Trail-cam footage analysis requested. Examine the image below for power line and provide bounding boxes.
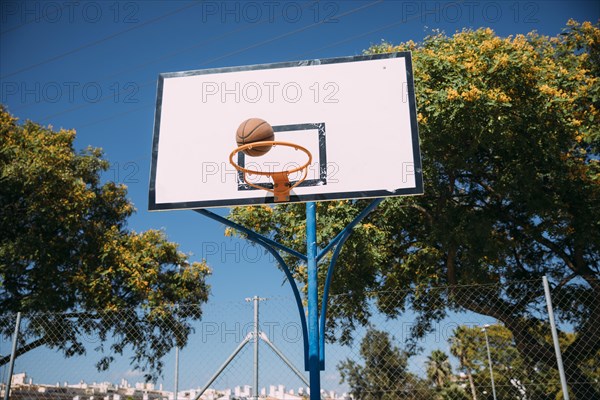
[76,102,152,130]
[196,0,383,67]
[294,18,409,59]
[38,0,384,122]
[1,2,200,79]
[100,0,319,82]
[9,1,318,115]
[8,1,315,115]
[8,17,269,115]
[294,0,466,59]
[1,2,67,35]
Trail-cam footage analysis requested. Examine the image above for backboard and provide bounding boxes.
[149,52,422,210]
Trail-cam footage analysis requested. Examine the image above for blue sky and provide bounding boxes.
[1,0,599,394]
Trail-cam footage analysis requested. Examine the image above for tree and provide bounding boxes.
[426,349,453,389]
[438,384,470,400]
[226,21,600,399]
[426,349,468,400]
[338,328,431,400]
[448,324,591,400]
[0,106,211,380]
[450,326,480,400]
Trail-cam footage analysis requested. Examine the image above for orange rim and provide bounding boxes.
[229,141,312,176]
[229,141,313,196]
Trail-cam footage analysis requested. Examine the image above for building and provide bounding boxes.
[2,373,168,400]
[3,373,350,400]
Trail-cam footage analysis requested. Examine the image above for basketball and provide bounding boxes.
[236,118,275,157]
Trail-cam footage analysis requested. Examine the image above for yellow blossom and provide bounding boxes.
[447,88,460,100]
[494,53,510,69]
[461,86,482,101]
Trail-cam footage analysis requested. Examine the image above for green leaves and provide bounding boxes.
[338,328,431,400]
[426,349,453,389]
[225,21,600,397]
[0,106,211,380]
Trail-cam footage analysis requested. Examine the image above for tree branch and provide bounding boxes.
[0,336,49,366]
[532,233,600,291]
[410,204,434,227]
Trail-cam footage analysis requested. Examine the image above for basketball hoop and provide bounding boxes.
[229,141,312,202]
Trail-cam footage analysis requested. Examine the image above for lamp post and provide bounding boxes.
[481,324,497,400]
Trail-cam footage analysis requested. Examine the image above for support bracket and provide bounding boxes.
[194,198,383,396]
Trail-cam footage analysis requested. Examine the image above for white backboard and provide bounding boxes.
[149,53,422,210]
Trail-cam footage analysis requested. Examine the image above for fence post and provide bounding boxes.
[543,276,570,400]
[174,346,179,400]
[4,312,22,400]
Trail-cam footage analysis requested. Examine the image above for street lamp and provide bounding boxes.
[481,324,497,400]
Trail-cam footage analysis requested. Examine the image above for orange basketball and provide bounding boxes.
[236,118,275,157]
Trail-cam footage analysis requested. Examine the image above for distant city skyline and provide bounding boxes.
[4,372,351,400]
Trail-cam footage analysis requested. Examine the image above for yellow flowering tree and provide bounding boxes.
[0,106,211,380]
[227,21,599,398]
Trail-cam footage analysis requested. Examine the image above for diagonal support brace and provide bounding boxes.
[195,209,309,369]
[195,209,306,261]
[318,198,383,368]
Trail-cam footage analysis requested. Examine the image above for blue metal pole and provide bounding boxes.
[318,231,350,369]
[306,202,320,400]
[195,209,307,261]
[318,199,383,367]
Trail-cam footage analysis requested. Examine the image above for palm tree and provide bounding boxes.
[450,327,479,400]
[426,349,453,389]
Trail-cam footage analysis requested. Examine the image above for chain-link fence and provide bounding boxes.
[1,278,598,400]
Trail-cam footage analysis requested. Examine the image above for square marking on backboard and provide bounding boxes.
[236,123,327,191]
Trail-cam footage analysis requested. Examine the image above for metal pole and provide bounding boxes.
[193,334,252,400]
[4,312,21,400]
[306,202,320,400]
[482,325,497,400]
[174,346,179,400]
[195,209,307,261]
[543,276,570,400]
[174,269,180,400]
[259,332,309,386]
[252,296,260,400]
[318,199,384,368]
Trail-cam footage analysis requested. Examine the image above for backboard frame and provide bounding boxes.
[149,52,423,210]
